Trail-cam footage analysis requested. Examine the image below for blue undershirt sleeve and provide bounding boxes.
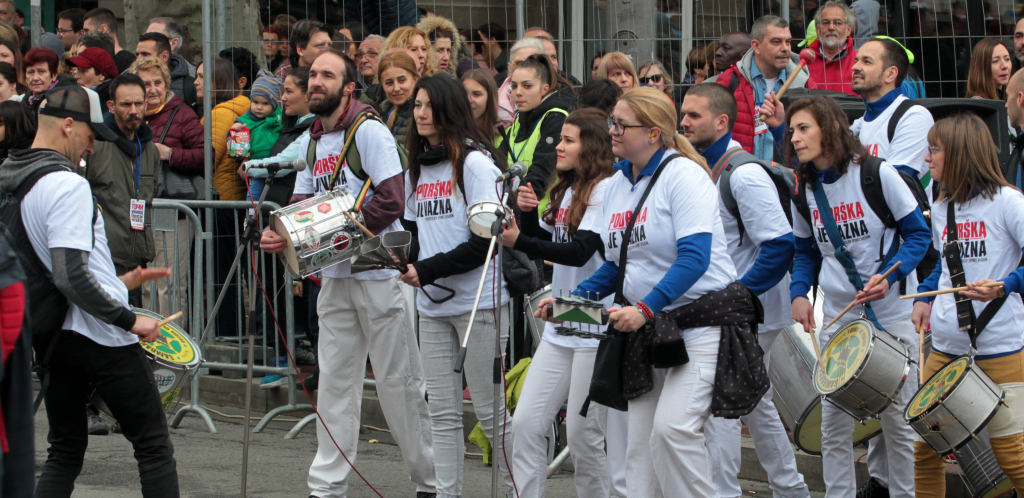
[740,233,795,295]
[790,235,821,302]
[1001,248,1024,295]
[885,207,931,287]
[915,256,943,304]
[893,165,919,179]
[640,233,712,314]
[575,259,618,299]
[770,124,787,153]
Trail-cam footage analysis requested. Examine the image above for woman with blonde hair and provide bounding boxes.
[637,59,674,100]
[383,26,437,77]
[912,113,1024,496]
[596,51,638,92]
[574,87,742,496]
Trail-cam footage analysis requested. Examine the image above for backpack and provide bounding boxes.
[306,111,409,187]
[792,155,938,292]
[714,147,796,241]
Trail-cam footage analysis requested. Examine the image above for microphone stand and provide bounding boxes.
[191,167,282,498]
[454,176,515,498]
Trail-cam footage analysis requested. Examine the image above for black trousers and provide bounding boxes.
[35,331,179,498]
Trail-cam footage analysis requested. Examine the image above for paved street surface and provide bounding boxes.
[34,403,821,497]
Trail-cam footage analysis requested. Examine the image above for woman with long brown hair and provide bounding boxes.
[375,50,420,146]
[786,96,930,497]
[460,68,504,139]
[967,37,1012,100]
[502,108,616,497]
[911,113,1024,497]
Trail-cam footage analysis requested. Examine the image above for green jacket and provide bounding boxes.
[235,108,283,160]
[380,98,414,149]
[83,116,161,272]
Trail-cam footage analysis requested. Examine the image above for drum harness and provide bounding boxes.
[942,201,1009,350]
[810,179,899,332]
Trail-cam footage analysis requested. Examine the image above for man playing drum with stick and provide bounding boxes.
[5,86,181,497]
[259,48,438,498]
[910,113,1024,496]
[787,96,931,498]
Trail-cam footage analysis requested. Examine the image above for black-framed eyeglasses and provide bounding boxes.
[608,116,646,135]
[639,74,663,85]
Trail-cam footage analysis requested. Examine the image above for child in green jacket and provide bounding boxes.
[231,70,283,203]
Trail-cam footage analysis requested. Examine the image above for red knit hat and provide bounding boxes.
[65,47,119,80]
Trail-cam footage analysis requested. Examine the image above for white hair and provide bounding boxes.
[510,37,545,58]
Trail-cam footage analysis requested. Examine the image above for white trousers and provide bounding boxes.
[705,327,810,498]
[818,318,918,498]
[142,220,193,331]
[308,277,437,497]
[419,305,515,498]
[627,326,721,498]
[606,407,628,498]
[511,341,608,498]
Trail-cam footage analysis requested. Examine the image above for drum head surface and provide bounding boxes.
[816,320,872,394]
[907,356,970,419]
[133,308,200,368]
[795,401,881,454]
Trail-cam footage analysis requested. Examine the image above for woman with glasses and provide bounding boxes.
[575,87,738,496]
[911,113,1024,496]
[637,59,674,102]
[787,96,930,497]
[501,108,616,497]
[506,53,574,217]
[397,74,515,498]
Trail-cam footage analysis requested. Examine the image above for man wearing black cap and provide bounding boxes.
[0,86,180,496]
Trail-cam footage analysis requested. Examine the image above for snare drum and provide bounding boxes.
[905,355,1004,455]
[815,318,911,421]
[950,430,1014,498]
[92,309,202,416]
[771,325,881,454]
[467,200,512,238]
[271,190,366,278]
[524,285,551,346]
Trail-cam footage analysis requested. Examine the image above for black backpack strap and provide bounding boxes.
[728,71,740,93]
[614,153,680,305]
[12,164,72,201]
[859,154,894,228]
[887,99,917,144]
[793,179,812,231]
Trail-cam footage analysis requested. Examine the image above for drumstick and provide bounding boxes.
[821,261,902,334]
[917,322,926,384]
[156,311,183,327]
[808,324,823,366]
[344,211,375,239]
[759,49,816,119]
[899,281,1004,300]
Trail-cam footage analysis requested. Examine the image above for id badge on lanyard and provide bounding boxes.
[753,105,769,136]
[130,199,145,230]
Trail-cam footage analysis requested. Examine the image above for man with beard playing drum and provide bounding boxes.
[911,113,1024,496]
[260,48,437,498]
[788,96,931,498]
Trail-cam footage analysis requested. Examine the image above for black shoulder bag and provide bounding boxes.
[580,153,679,416]
[943,201,1008,349]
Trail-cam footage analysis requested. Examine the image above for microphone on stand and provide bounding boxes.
[252,158,307,174]
[495,162,527,182]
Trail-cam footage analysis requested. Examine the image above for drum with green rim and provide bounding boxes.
[92,308,202,416]
[815,318,911,421]
[905,355,1004,455]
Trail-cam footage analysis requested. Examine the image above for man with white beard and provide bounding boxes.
[805,1,859,95]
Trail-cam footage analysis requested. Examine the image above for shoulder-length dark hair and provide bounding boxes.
[543,108,615,233]
[460,68,499,135]
[966,38,1009,100]
[406,74,505,201]
[0,100,36,157]
[572,78,621,113]
[784,96,866,184]
[512,53,575,97]
[929,113,1014,204]
[210,56,241,102]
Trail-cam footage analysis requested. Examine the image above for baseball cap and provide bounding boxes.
[65,47,119,80]
[38,86,119,142]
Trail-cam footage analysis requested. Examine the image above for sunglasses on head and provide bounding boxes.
[639,74,663,85]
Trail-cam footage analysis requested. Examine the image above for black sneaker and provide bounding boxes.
[416,493,436,498]
[87,413,110,436]
[856,477,890,498]
[295,346,317,365]
[302,371,318,391]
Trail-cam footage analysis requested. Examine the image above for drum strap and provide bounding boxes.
[324,112,373,191]
[810,181,897,332]
[944,202,1008,349]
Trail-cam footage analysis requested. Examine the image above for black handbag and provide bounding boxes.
[156,105,205,200]
[580,153,680,416]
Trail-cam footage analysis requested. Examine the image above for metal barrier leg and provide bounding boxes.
[285,413,318,439]
[170,373,217,433]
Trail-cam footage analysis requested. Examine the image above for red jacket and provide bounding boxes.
[806,38,858,95]
[145,93,205,175]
